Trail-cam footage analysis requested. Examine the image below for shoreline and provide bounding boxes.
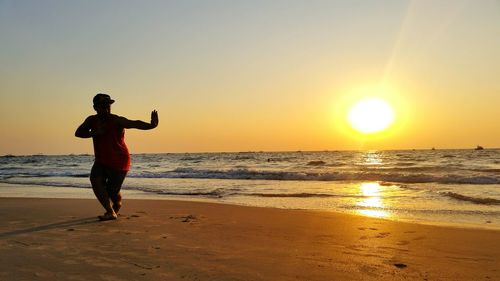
[0,197,498,280]
[1,182,498,231]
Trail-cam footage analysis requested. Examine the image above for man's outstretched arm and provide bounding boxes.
[117,110,159,130]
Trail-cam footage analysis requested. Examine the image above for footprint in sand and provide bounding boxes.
[12,240,30,247]
[126,214,141,219]
[182,215,197,222]
[397,240,410,246]
[375,232,390,238]
[413,236,426,241]
[394,263,407,269]
[169,214,198,223]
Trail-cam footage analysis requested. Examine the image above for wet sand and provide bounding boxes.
[0,197,498,280]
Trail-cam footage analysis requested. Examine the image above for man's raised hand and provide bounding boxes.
[151,110,159,128]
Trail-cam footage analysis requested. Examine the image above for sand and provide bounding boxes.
[0,197,498,281]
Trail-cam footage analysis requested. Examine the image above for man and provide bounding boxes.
[75,93,159,220]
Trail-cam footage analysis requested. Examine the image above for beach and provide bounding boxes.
[2,0,499,279]
[0,197,498,281]
[2,150,499,229]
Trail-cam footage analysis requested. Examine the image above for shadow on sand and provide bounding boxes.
[0,217,100,238]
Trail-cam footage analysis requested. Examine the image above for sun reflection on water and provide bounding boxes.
[363,151,383,165]
[356,182,390,218]
[358,209,389,218]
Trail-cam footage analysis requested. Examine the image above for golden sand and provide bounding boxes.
[0,197,498,280]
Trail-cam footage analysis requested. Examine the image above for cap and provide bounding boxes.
[93,93,115,105]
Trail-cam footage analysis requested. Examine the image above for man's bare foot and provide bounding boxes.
[98,212,117,221]
[112,202,122,215]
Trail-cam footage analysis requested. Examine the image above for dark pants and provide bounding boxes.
[90,162,127,197]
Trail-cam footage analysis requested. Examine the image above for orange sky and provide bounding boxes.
[1,1,499,155]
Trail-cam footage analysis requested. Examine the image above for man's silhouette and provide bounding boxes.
[75,93,159,220]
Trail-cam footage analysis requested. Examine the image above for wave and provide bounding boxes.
[0,179,90,189]
[471,168,500,173]
[266,157,295,162]
[343,205,500,215]
[72,174,90,178]
[247,192,336,198]
[155,189,227,198]
[0,170,89,178]
[0,154,16,158]
[179,156,206,161]
[307,160,326,166]
[232,155,256,160]
[3,167,499,185]
[442,192,500,205]
[442,154,456,158]
[395,162,416,166]
[141,168,499,184]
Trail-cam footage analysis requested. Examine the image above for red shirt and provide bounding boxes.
[90,114,131,171]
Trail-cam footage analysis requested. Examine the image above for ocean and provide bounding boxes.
[1,149,499,229]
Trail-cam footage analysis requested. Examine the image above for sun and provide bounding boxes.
[348,97,395,134]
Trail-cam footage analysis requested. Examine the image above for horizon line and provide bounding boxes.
[2,147,499,157]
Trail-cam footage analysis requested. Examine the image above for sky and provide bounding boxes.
[1,0,499,154]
